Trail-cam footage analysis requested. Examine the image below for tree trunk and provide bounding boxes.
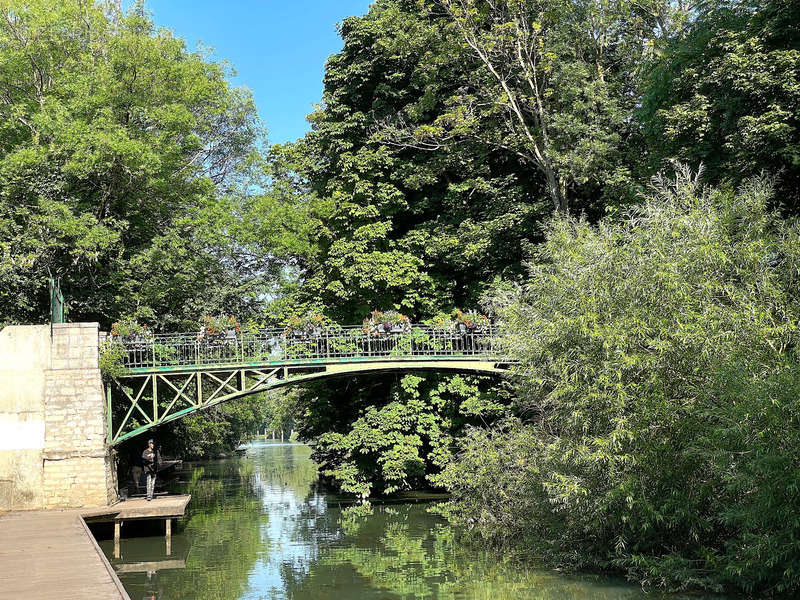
[545,165,568,213]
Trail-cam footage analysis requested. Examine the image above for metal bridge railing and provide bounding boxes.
[115,324,500,370]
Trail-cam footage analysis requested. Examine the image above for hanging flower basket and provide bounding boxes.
[199,315,240,344]
[453,310,489,335]
[285,313,326,339]
[110,319,153,345]
[362,310,411,337]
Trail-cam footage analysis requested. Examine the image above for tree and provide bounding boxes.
[381,0,664,212]
[0,0,265,327]
[261,0,543,492]
[279,0,550,321]
[310,373,509,497]
[437,170,800,594]
[641,0,800,210]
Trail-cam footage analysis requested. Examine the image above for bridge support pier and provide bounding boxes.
[0,323,117,510]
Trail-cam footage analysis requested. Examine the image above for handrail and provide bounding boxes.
[112,324,500,370]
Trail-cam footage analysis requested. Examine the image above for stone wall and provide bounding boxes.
[42,323,116,508]
[0,323,116,510]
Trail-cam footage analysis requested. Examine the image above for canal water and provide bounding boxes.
[99,441,704,600]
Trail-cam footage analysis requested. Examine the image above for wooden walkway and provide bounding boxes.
[0,495,191,600]
[0,510,130,600]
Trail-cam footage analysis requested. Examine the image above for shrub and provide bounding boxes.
[99,340,128,379]
[438,172,800,595]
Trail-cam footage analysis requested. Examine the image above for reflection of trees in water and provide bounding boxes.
[113,445,661,600]
[155,458,269,600]
[252,443,318,501]
[286,504,654,600]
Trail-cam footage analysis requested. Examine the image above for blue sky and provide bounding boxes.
[145,1,374,144]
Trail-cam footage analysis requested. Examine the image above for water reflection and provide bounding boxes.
[99,441,698,600]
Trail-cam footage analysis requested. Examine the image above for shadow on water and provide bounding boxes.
[96,441,724,600]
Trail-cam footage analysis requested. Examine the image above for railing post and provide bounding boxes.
[152,373,158,422]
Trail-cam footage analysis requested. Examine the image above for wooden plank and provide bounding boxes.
[81,494,191,523]
[0,511,131,600]
[116,559,186,573]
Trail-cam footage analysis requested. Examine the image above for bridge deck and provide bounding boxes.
[0,510,130,600]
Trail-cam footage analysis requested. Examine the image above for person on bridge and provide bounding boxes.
[142,439,159,501]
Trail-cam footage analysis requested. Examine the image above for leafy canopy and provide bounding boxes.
[0,0,264,327]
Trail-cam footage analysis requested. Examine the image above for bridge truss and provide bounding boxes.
[107,325,509,445]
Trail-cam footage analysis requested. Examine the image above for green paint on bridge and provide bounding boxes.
[107,325,509,446]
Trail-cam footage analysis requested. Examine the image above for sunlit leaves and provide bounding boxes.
[440,172,800,594]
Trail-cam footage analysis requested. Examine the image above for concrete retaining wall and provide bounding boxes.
[0,323,116,510]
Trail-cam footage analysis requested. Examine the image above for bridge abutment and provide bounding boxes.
[0,323,116,510]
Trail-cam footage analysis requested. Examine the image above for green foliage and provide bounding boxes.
[438,172,800,594]
[310,373,509,497]
[424,0,658,211]
[0,0,266,328]
[98,340,127,379]
[275,0,550,321]
[641,0,800,209]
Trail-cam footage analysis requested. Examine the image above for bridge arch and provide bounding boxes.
[107,325,509,445]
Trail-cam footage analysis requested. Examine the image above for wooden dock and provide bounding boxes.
[81,494,192,523]
[0,495,191,600]
[0,510,131,600]
[82,494,191,557]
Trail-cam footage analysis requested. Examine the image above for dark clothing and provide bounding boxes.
[142,446,158,500]
[142,447,158,476]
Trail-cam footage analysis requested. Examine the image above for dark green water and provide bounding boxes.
[99,441,702,600]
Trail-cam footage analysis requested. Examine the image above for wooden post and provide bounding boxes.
[165,519,172,556]
[114,520,121,559]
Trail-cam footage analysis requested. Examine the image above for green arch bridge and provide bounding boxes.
[107,324,510,445]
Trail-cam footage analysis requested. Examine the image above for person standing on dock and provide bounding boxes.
[142,439,159,501]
